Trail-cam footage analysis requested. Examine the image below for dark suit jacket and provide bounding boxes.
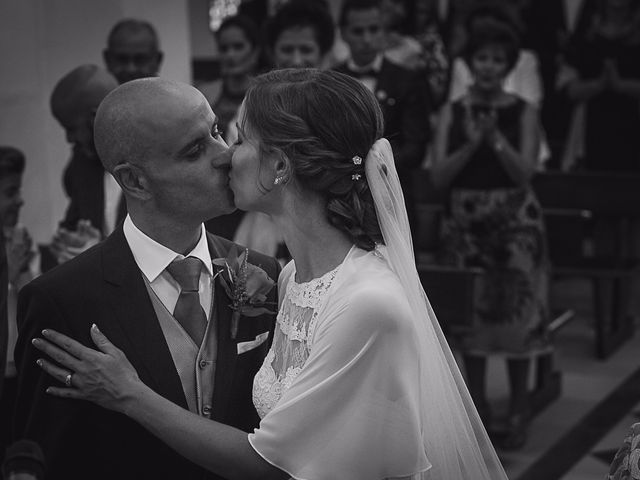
[60,147,126,234]
[334,58,430,234]
[13,226,280,480]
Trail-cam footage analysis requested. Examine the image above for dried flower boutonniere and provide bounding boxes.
[213,246,277,339]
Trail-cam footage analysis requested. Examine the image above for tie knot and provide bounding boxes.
[166,257,203,292]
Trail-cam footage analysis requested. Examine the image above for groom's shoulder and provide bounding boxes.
[28,239,107,294]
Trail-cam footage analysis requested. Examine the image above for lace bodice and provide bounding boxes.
[253,264,339,419]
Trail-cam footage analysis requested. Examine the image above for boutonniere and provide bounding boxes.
[213,246,277,339]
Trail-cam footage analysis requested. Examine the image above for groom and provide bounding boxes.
[13,79,280,479]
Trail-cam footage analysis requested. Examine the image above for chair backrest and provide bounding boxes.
[532,172,640,216]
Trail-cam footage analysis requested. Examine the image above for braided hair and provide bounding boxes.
[243,68,385,250]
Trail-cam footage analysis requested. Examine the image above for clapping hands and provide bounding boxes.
[465,106,498,146]
[50,220,101,264]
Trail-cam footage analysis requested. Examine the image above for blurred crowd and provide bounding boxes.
[2,0,640,473]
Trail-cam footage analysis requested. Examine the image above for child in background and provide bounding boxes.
[0,146,38,457]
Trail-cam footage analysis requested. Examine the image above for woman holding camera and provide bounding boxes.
[431,18,549,450]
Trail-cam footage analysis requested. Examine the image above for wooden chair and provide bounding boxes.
[532,171,640,359]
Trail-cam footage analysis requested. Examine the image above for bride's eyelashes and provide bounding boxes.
[211,124,223,140]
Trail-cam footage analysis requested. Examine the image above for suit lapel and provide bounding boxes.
[206,234,238,421]
[101,228,188,409]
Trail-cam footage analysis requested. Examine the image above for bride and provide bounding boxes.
[33,69,507,479]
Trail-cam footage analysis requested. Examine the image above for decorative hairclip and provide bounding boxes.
[351,173,362,181]
[352,155,362,165]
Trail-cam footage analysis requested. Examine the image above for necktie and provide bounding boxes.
[166,257,207,345]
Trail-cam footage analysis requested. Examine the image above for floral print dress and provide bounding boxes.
[439,97,550,356]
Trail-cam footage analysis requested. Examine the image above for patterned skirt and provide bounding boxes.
[439,187,550,356]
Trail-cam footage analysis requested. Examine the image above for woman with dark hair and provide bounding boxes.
[32,69,507,479]
[199,14,261,146]
[561,0,640,172]
[432,19,549,450]
[199,14,261,241]
[265,0,335,69]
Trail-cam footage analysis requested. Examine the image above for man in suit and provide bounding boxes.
[13,78,280,479]
[334,0,430,237]
[103,18,163,86]
[47,65,123,269]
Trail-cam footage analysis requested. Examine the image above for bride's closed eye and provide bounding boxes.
[211,124,224,140]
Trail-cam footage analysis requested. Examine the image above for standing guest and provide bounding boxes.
[431,19,549,450]
[0,147,37,460]
[103,19,163,85]
[13,78,280,480]
[200,15,261,242]
[47,65,121,268]
[234,0,336,263]
[32,68,507,480]
[265,0,335,69]
[380,0,424,70]
[334,0,431,238]
[561,0,640,172]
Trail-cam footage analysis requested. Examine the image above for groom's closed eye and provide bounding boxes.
[182,125,225,159]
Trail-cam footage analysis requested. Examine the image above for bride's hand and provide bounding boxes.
[32,324,144,414]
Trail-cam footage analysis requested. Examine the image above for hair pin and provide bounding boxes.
[351,173,362,181]
[352,155,362,165]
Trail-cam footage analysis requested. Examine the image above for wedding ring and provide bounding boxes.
[64,373,73,387]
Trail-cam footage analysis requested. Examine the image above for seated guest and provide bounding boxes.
[103,18,163,85]
[0,146,38,459]
[431,19,549,450]
[334,0,431,238]
[199,15,261,241]
[48,65,121,267]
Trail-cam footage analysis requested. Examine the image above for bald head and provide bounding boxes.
[94,78,208,172]
[50,65,118,128]
[104,19,163,84]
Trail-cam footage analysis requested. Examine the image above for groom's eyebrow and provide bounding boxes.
[177,115,219,156]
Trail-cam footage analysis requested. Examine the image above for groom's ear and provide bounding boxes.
[112,162,152,201]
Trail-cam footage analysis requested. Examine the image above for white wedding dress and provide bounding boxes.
[249,139,507,480]
[251,246,429,479]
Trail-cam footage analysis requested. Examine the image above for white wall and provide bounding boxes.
[0,0,190,244]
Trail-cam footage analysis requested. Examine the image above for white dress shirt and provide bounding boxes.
[122,216,213,319]
[103,172,123,236]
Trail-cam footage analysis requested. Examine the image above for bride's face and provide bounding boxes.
[229,102,277,212]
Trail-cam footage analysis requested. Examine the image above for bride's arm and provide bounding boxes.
[32,326,288,480]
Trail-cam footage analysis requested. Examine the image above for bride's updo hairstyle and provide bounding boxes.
[242,68,385,250]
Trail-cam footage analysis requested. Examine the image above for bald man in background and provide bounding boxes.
[46,65,122,268]
[13,78,279,480]
[104,18,163,85]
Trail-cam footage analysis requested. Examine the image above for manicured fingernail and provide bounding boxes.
[36,359,42,367]
[45,388,51,394]
[91,324,100,333]
[41,329,48,336]
[32,338,38,346]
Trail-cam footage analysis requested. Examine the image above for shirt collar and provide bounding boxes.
[347,54,383,74]
[123,215,213,283]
